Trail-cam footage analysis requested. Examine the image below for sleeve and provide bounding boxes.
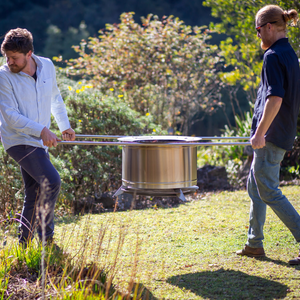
[264,53,285,99]
[0,73,44,137]
[49,62,71,132]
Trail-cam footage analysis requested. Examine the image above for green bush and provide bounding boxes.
[66,12,223,134]
[0,147,23,219]
[197,111,252,186]
[50,79,166,207]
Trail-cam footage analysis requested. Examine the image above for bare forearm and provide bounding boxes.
[251,96,282,149]
[256,96,282,136]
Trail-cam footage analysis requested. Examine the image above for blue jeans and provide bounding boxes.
[7,145,61,244]
[246,142,300,248]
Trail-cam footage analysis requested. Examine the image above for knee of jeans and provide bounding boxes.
[44,173,61,190]
[51,175,61,190]
[247,173,256,195]
[256,185,281,204]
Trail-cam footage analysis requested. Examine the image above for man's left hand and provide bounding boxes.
[62,128,76,141]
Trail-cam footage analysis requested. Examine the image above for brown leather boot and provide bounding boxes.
[288,252,300,265]
[236,245,265,257]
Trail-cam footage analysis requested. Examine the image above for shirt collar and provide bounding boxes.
[31,53,43,75]
[266,37,289,52]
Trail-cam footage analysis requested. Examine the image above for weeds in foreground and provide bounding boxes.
[0,224,144,299]
[0,209,144,299]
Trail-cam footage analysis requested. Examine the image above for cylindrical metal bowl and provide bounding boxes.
[118,136,201,189]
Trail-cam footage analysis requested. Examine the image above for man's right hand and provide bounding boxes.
[250,134,266,149]
[40,126,61,147]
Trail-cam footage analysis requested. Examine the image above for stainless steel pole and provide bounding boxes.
[75,134,250,140]
[75,134,124,139]
[58,141,251,146]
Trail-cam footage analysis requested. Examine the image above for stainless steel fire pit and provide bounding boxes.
[113,136,201,201]
[118,135,200,190]
[59,135,250,201]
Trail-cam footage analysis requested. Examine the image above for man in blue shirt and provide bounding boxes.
[0,28,75,246]
[236,5,300,264]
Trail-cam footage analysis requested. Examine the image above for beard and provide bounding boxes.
[8,57,27,73]
[261,41,269,50]
[260,38,273,51]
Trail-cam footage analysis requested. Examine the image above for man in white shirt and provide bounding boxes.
[0,28,75,246]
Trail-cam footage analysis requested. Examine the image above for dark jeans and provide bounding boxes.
[7,145,61,243]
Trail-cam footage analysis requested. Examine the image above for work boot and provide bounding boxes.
[288,251,300,265]
[236,245,265,257]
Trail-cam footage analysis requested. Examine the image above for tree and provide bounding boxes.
[66,13,223,134]
[44,22,90,60]
[204,0,300,104]
[203,0,300,180]
[0,0,216,57]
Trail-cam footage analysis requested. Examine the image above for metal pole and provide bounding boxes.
[75,134,250,140]
[75,134,124,139]
[200,136,250,140]
[58,141,251,146]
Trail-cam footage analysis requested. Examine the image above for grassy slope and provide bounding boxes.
[54,186,300,299]
[3,186,300,299]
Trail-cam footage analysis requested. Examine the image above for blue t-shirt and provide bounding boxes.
[251,38,300,151]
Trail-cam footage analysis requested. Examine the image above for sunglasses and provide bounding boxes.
[256,21,277,33]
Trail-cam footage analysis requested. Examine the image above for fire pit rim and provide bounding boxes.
[118,135,202,143]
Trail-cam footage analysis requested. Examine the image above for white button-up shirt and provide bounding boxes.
[0,54,70,151]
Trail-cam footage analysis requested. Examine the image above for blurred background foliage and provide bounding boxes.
[0,0,249,136]
[66,13,223,135]
[1,1,299,136]
[0,0,214,59]
[0,0,300,212]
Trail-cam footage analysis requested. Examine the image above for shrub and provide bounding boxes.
[50,79,166,207]
[66,12,223,134]
[198,109,300,186]
[197,111,252,187]
[0,147,23,220]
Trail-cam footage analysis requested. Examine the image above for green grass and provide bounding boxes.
[2,186,300,299]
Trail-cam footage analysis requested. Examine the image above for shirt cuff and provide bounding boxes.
[31,123,46,138]
[57,120,71,133]
[266,85,285,99]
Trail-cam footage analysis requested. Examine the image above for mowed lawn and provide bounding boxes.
[3,186,300,299]
[52,185,300,299]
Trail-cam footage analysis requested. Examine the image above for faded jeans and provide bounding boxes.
[246,142,300,248]
[7,145,61,244]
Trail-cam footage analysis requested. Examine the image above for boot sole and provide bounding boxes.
[288,258,300,265]
[236,251,265,258]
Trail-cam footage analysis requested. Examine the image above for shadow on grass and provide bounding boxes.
[131,283,159,300]
[258,255,300,269]
[242,255,300,271]
[167,268,288,299]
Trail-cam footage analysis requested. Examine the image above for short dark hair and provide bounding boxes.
[1,28,34,55]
